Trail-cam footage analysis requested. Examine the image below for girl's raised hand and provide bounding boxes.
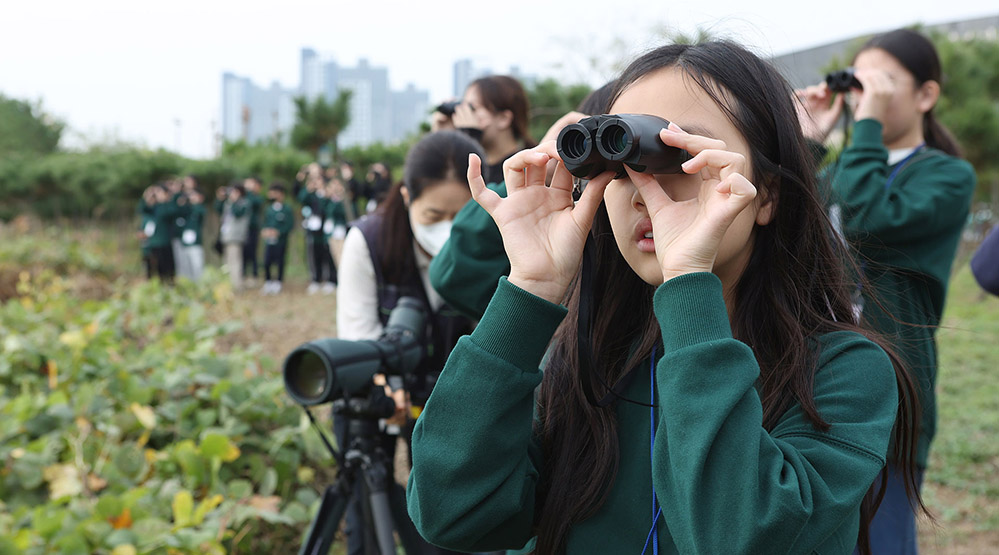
[794,83,844,142]
[468,141,612,303]
[851,68,896,123]
[628,123,759,282]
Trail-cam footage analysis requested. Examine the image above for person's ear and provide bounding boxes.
[755,186,777,226]
[917,80,940,114]
[496,109,514,131]
[400,186,411,208]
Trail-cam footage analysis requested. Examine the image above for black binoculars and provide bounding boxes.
[436,100,461,117]
[825,68,863,93]
[555,114,691,179]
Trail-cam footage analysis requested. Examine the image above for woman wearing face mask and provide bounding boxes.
[437,75,536,186]
[335,130,479,555]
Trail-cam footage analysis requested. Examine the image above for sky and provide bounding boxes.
[1,0,996,159]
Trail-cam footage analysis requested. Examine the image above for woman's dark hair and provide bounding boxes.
[577,80,617,115]
[468,75,537,148]
[857,28,961,156]
[376,130,483,284]
[533,41,923,554]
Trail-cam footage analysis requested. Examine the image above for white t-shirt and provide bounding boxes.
[336,226,444,340]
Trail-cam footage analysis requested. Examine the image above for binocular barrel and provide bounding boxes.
[825,68,863,93]
[556,114,691,179]
[436,100,461,117]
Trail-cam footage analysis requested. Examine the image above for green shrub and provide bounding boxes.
[0,144,311,222]
[0,264,331,553]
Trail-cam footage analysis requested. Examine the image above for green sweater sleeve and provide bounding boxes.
[429,182,509,320]
[279,206,294,236]
[230,199,248,218]
[651,272,897,553]
[407,277,566,552]
[831,118,976,245]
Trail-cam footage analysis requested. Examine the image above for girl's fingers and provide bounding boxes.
[680,149,748,180]
[713,173,758,225]
[549,160,575,193]
[659,123,727,155]
[626,167,672,211]
[503,148,552,191]
[468,154,502,213]
[571,171,612,229]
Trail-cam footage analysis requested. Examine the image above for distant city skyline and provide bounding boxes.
[3,1,995,159]
[222,51,539,150]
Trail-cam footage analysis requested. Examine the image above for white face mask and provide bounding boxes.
[411,220,452,257]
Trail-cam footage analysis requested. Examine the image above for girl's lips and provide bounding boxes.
[634,219,656,253]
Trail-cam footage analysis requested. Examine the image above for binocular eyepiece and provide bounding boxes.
[825,68,863,93]
[556,114,691,179]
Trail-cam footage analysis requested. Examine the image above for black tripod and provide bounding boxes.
[299,394,399,555]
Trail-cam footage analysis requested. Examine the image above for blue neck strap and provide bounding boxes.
[885,143,925,190]
[641,347,663,555]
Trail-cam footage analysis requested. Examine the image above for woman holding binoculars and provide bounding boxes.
[798,28,975,554]
[407,39,924,554]
[433,75,536,186]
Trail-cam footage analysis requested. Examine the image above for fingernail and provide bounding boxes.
[668,122,684,132]
[661,127,674,135]
[681,160,693,171]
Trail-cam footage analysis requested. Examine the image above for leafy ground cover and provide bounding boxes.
[0,224,335,554]
[2,220,997,553]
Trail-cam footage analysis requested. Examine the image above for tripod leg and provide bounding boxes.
[360,460,398,555]
[299,483,352,555]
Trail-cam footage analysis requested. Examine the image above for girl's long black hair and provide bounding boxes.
[532,41,923,555]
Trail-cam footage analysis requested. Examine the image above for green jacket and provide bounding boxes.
[169,192,188,240]
[262,201,294,244]
[408,274,897,554]
[138,199,173,249]
[323,198,348,240]
[824,118,976,467]
[246,191,264,231]
[181,204,205,247]
[429,182,508,320]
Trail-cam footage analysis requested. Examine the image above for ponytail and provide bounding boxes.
[923,111,962,157]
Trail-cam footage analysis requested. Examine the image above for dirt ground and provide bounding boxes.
[226,278,999,554]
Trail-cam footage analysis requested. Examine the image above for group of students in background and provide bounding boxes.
[136,161,393,295]
[134,34,998,553]
[138,176,206,282]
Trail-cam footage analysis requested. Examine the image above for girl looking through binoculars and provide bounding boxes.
[797,28,975,554]
[407,41,924,554]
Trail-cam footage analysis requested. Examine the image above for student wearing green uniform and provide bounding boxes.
[323,178,349,267]
[796,29,975,554]
[407,42,925,555]
[261,183,294,294]
[139,184,176,281]
[180,189,206,282]
[243,177,265,283]
[137,186,158,279]
[429,82,618,320]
